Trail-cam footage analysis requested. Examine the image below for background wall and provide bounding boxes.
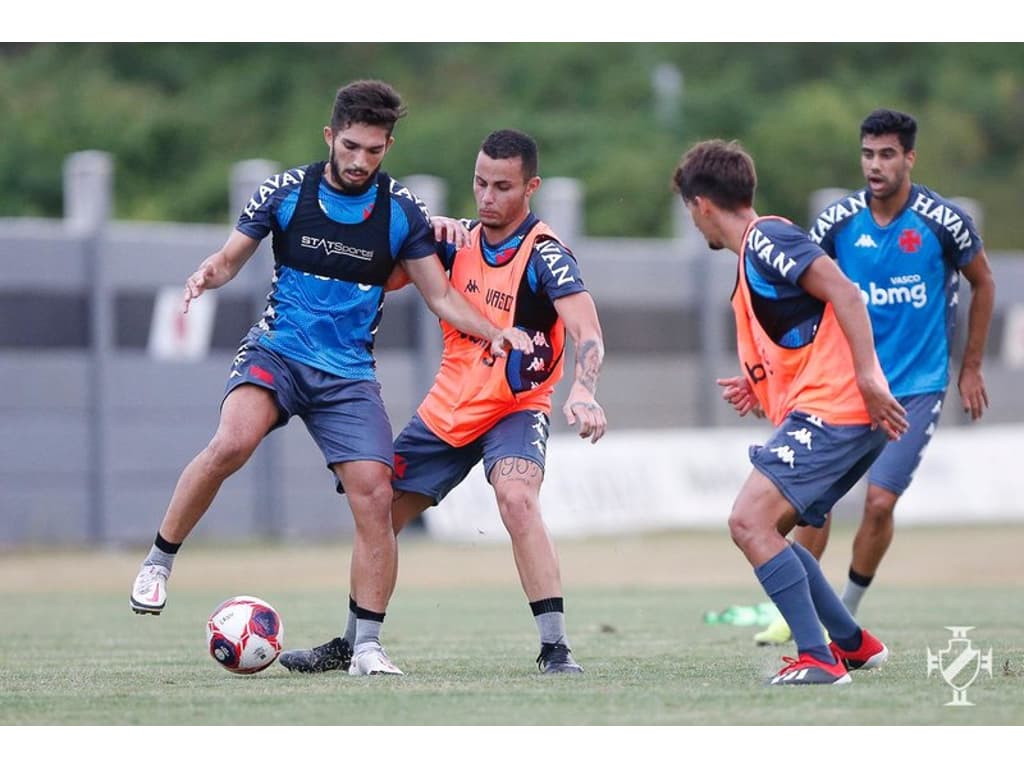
[2,43,1022,548]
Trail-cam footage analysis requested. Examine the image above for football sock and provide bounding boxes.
[754,546,831,664]
[354,605,386,648]
[143,532,180,571]
[791,543,860,647]
[530,597,568,646]
[841,568,873,617]
[344,595,358,646]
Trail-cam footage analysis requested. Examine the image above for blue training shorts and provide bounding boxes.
[223,331,394,490]
[393,410,551,505]
[867,391,945,496]
[749,410,889,528]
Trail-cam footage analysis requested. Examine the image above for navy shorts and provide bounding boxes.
[224,331,394,489]
[749,411,889,528]
[393,410,550,505]
[867,391,944,495]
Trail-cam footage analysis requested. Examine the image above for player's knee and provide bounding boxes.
[203,433,258,477]
[496,488,539,536]
[350,482,394,522]
[863,491,897,526]
[727,509,759,550]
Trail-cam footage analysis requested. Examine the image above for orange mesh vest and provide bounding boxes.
[418,221,566,447]
[732,216,877,426]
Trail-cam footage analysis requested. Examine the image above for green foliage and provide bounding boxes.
[1,42,1021,248]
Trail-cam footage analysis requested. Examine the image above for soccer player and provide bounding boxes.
[128,81,532,677]
[754,108,995,646]
[673,138,908,685]
[279,128,607,675]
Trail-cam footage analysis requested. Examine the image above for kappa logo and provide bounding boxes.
[771,445,797,468]
[854,234,878,248]
[465,279,479,293]
[787,428,814,450]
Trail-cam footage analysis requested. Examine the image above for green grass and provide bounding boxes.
[3,582,1022,726]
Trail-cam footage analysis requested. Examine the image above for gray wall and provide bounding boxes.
[2,152,1021,547]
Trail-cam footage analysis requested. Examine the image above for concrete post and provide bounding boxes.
[230,159,281,539]
[404,174,448,401]
[65,151,113,544]
[808,187,852,225]
[534,177,583,244]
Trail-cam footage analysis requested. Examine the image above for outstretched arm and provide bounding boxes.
[385,217,470,294]
[554,291,607,443]
[182,229,261,314]
[958,249,995,420]
[402,254,533,358]
[799,256,908,439]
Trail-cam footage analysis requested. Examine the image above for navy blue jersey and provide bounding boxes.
[741,217,828,349]
[809,184,983,396]
[234,166,435,380]
[439,212,587,303]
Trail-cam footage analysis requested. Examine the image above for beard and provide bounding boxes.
[328,147,374,194]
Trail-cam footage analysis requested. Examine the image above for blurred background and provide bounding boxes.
[2,42,1022,549]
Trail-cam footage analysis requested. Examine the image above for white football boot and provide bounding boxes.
[129,564,170,615]
[348,641,404,676]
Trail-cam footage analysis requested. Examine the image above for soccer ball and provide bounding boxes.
[205,595,284,674]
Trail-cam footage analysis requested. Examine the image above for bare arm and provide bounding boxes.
[402,255,533,357]
[957,249,996,420]
[554,291,607,443]
[384,217,470,294]
[799,256,908,439]
[183,229,261,314]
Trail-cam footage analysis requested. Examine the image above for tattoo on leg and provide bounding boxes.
[495,457,541,482]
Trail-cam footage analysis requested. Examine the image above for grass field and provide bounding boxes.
[2,524,1022,737]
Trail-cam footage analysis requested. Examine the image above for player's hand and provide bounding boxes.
[563,384,607,444]
[488,327,534,358]
[857,375,908,440]
[716,375,761,417]
[430,216,471,249]
[957,364,989,421]
[182,263,216,314]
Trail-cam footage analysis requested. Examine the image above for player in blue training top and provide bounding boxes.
[753,108,995,647]
[129,80,531,677]
[279,128,607,676]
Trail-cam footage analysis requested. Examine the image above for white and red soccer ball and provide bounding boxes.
[205,596,284,674]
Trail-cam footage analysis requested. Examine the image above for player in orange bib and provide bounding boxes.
[672,139,908,685]
[281,129,607,675]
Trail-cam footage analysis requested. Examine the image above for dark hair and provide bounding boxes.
[671,139,756,211]
[860,108,917,152]
[480,129,539,180]
[330,80,407,135]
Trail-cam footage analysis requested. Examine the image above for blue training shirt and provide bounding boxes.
[235,166,436,380]
[742,217,829,350]
[809,184,983,396]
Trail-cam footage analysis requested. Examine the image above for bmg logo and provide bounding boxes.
[926,626,993,706]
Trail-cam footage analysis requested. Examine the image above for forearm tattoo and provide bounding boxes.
[575,339,604,395]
